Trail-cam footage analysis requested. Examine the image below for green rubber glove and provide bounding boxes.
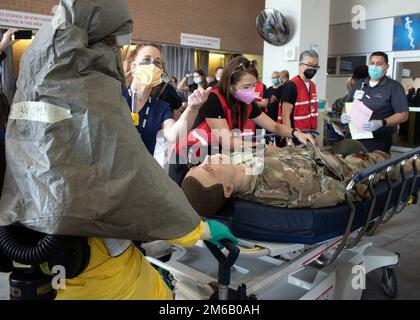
[206,220,238,249]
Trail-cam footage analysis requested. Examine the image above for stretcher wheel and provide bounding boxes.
[381,267,399,299]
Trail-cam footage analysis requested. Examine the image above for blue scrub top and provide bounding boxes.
[123,86,173,155]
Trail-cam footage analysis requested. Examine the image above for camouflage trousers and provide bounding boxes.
[237,145,390,209]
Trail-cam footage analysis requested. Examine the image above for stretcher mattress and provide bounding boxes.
[217,176,419,245]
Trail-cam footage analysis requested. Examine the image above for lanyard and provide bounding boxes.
[130,89,152,129]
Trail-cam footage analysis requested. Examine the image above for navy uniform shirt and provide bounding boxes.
[123,86,173,155]
[346,76,408,136]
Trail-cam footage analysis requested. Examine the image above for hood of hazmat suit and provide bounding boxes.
[0,0,201,241]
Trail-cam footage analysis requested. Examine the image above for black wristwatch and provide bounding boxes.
[382,119,387,128]
[291,129,298,139]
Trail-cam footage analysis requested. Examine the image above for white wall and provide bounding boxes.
[263,0,330,99]
[330,0,420,25]
[326,0,420,105]
[329,18,394,56]
[300,0,331,99]
[326,77,349,107]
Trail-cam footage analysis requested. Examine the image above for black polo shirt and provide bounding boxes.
[209,80,218,88]
[150,82,183,111]
[346,76,408,136]
[266,85,283,121]
[191,92,262,129]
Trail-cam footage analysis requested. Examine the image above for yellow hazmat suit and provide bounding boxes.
[57,221,207,300]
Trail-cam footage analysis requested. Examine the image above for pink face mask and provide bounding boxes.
[234,87,256,104]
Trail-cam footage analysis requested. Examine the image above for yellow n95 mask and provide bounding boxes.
[134,64,162,88]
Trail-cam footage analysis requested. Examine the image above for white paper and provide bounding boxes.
[348,99,373,131]
[345,102,373,140]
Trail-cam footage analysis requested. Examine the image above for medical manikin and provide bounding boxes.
[0,0,235,300]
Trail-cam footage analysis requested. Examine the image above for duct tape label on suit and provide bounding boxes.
[10,101,73,124]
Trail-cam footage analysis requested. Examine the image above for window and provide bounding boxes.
[339,56,367,75]
[327,56,367,77]
[327,57,337,75]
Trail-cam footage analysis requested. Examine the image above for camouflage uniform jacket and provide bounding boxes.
[234,145,390,208]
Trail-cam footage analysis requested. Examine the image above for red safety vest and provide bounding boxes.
[254,81,267,113]
[278,76,318,130]
[175,88,256,158]
[254,82,264,102]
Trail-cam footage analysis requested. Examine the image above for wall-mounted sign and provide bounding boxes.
[393,14,420,51]
[180,33,221,50]
[0,9,52,30]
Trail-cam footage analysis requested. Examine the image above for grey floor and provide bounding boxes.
[0,201,419,300]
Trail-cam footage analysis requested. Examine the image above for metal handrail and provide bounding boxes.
[382,154,419,223]
[395,154,419,214]
[351,147,420,183]
[314,182,357,266]
[314,148,420,265]
[346,174,377,249]
[367,167,394,235]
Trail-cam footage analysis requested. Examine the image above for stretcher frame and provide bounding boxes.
[148,147,420,300]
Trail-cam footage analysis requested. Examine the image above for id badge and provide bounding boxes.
[354,90,365,100]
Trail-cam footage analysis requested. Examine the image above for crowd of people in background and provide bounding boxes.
[407,86,420,108]
[1,28,413,158]
[0,26,414,158]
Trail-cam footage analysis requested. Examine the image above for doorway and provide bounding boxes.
[393,57,420,150]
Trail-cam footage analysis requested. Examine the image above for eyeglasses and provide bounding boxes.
[135,58,162,69]
[301,63,320,70]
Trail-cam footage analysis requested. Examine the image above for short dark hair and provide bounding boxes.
[280,70,290,80]
[352,65,369,80]
[216,67,224,72]
[181,176,228,218]
[370,51,389,64]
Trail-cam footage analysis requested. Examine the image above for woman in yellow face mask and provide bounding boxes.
[122,44,211,156]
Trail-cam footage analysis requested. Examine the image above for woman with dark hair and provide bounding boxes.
[177,69,209,94]
[169,56,316,185]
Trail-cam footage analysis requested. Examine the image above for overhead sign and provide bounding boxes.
[0,9,52,30]
[180,33,221,50]
[393,14,420,51]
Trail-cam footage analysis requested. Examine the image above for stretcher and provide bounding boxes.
[147,147,420,300]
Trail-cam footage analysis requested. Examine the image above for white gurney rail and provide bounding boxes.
[147,147,419,300]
